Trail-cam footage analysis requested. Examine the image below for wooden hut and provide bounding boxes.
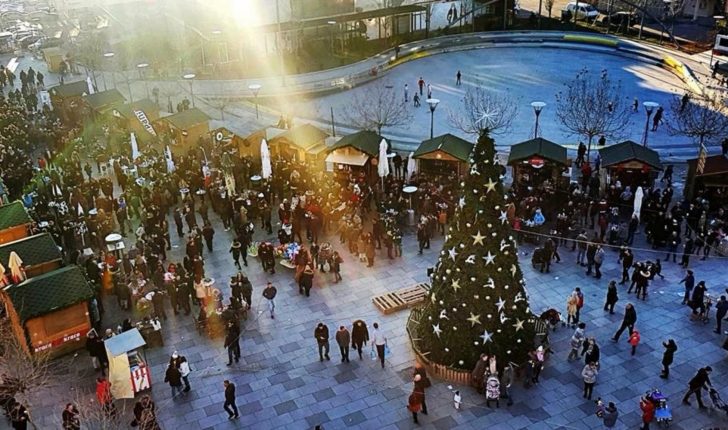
[599,141,662,189]
[0,233,62,279]
[507,137,569,190]
[42,47,67,73]
[111,99,161,146]
[685,154,728,205]
[154,108,211,156]
[0,201,32,245]
[83,89,126,119]
[268,123,330,163]
[413,134,472,176]
[1,265,95,356]
[49,80,90,124]
[210,121,261,161]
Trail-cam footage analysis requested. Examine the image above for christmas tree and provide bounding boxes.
[414,131,535,370]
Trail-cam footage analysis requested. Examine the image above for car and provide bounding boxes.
[563,2,600,21]
[17,34,41,48]
[600,11,640,28]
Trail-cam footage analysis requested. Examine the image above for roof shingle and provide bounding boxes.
[0,233,61,269]
[599,140,662,170]
[507,137,567,165]
[328,130,386,157]
[84,89,126,110]
[49,80,89,98]
[4,266,94,322]
[414,134,473,162]
[0,201,32,231]
[158,108,211,130]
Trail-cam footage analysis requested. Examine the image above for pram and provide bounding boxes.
[539,309,561,332]
[645,389,672,427]
[709,387,728,416]
[531,247,546,269]
[690,295,712,324]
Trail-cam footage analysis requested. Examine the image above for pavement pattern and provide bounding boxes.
[23,190,728,430]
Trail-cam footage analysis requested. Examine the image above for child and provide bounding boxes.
[453,390,462,410]
[568,323,586,361]
[628,329,641,356]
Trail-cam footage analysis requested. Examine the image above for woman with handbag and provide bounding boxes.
[299,264,315,297]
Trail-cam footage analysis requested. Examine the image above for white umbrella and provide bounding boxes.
[8,251,24,283]
[633,186,644,221]
[165,146,176,173]
[406,151,417,182]
[130,132,140,160]
[261,139,272,179]
[77,202,84,217]
[86,76,95,95]
[378,139,389,188]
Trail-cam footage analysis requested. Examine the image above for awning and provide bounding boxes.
[104,328,146,357]
[325,151,369,166]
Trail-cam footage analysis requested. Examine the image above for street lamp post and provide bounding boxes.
[249,83,262,120]
[427,98,440,140]
[183,73,196,108]
[137,63,150,100]
[642,101,659,147]
[531,101,546,139]
[103,52,116,90]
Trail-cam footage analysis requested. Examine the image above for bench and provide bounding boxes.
[373,283,430,314]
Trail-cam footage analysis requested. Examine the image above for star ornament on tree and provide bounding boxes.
[448,247,459,262]
[432,323,443,338]
[479,329,493,343]
[513,318,525,332]
[451,279,461,291]
[472,231,485,246]
[483,251,495,265]
[467,313,482,327]
[484,177,497,194]
[458,197,466,209]
[499,210,508,225]
[496,297,506,312]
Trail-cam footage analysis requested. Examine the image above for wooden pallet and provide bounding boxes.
[373,283,431,314]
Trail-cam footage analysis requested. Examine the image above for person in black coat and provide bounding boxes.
[618,248,633,284]
[603,280,618,314]
[314,322,330,361]
[299,265,314,297]
[690,281,707,315]
[164,363,183,398]
[581,338,600,365]
[679,270,695,305]
[612,303,636,341]
[660,339,677,378]
[224,323,241,365]
[682,366,712,408]
[351,320,369,360]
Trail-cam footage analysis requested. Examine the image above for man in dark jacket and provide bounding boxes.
[315,322,330,361]
[618,247,633,284]
[679,270,695,305]
[224,323,241,365]
[417,224,427,255]
[351,320,369,360]
[335,326,351,363]
[164,363,183,398]
[85,331,108,374]
[611,303,636,341]
[682,366,712,408]
[202,222,215,252]
[223,380,239,419]
[714,296,728,334]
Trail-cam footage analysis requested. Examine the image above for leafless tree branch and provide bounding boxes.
[448,87,519,137]
[342,81,413,135]
[667,92,728,147]
[554,68,632,154]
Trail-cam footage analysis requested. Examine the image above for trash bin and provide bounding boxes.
[406,209,416,226]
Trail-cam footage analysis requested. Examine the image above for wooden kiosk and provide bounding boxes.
[0,201,32,245]
[154,108,211,156]
[105,328,151,399]
[598,141,662,189]
[268,124,330,163]
[324,130,385,181]
[413,134,472,176]
[685,154,728,205]
[507,138,569,190]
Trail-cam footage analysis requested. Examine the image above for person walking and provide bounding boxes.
[581,361,598,400]
[574,287,584,323]
[299,264,314,297]
[371,322,387,368]
[351,319,369,359]
[619,248,633,284]
[714,295,728,334]
[315,322,331,361]
[568,323,586,361]
[223,380,239,420]
[575,230,588,265]
[224,322,241,365]
[600,402,618,428]
[612,303,636,342]
[651,106,663,131]
[604,280,618,314]
[229,241,242,270]
[592,246,605,279]
[660,339,677,378]
[263,282,277,319]
[628,329,641,356]
[61,403,80,430]
[164,362,184,399]
[566,291,578,328]
[179,355,192,392]
[335,325,350,363]
[407,391,424,424]
[682,366,712,408]
[403,84,409,103]
[679,269,694,305]
[640,395,655,430]
[413,363,431,413]
[456,70,462,85]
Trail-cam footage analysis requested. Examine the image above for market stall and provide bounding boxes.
[111,99,161,146]
[105,328,151,399]
[324,130,385,181]
[269,123,330,164]
[413,134,472,176]
[211,121,262,161]
[507,137,569,192]
[0,201,32,245]
[0,233,62,280]
[599,140,662,190]
[49,80,91,125]
[154,108,211,156]
[0,265,95,356]
[685,154,728,206]
[82,89,126,119]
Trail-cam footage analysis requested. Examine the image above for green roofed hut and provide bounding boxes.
[154,108,211,156]
[0,201,32,245]
[83,89,127,118]
[507,138,569,192]
[1,265,95,356]
[325,130,389,182]
[414,134,472,176]
[598,140,662,189]
[0,233,62,280]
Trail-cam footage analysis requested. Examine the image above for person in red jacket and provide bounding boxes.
[639,396,655,430]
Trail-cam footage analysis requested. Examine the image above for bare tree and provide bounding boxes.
[0,324,52,428]
[667,92,728,149]
[72,389,130,430]
[206,97,234,120]
[448,87,519,137]
[342,82,413,135]
[554,68,632,157]
[545,0,555,17]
